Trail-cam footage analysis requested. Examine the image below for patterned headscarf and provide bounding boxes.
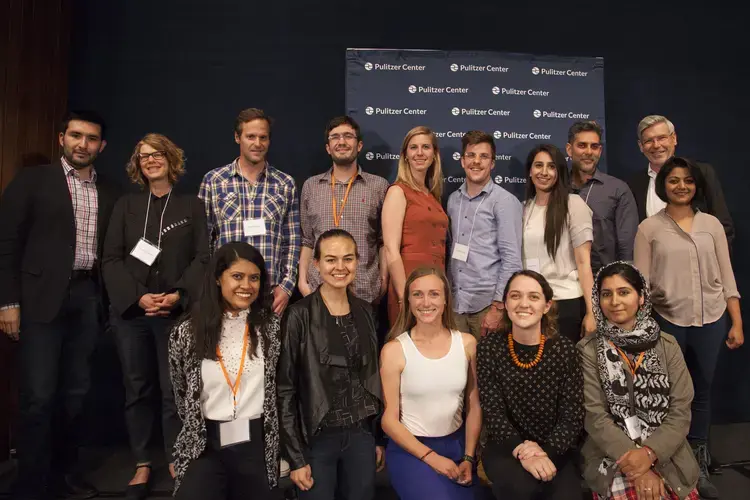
[592,261,670,475]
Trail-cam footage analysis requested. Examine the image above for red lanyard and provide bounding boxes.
[216,324,249,414]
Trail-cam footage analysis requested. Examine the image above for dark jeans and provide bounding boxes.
[482,442,581,500]
[176,418,282,500]
[298,425,377,500]
[654,312,727,443]
[112,314,179,464]
[14,276,101,498]
[555,296,586,344]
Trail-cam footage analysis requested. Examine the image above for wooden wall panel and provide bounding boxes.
[0,0,72,461]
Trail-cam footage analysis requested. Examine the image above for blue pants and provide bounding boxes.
[655,312,727,443]
[386,428,476,500]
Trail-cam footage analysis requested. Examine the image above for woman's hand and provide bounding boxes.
[520,455,557,482]
[617,448,654,480]
[582,313,596,337]
[290,465,314,491]
[457,460,472,485]
[423,453,460,481]
[727,323,744,349]
[513,441,547,461]
[634,469,666,500]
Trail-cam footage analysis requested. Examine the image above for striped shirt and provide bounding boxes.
[61,156,99,270]
[300,167,388,303]
[198,160,300,295]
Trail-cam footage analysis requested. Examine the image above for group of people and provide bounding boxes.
[0,107,742,500]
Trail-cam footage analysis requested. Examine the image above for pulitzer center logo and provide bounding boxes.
[450,63,458,72]
[493,131,502,139]
[533,109,542,118]
[494,175,503,184]
[365,152,374,160]
[532,67,540,75]
[451,107,460,116]
[364,62,373,71]
[408,85,417,94]
[452,152,461,161]
[365,106,374,115]
[492,86,500,95]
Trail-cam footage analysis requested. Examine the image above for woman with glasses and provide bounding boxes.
[382,126,448,326]
[102,133,209,498]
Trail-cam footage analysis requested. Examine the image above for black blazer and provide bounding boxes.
[101,191,210,319]
[0,161,119,322]
[277,289,383,470]
[626,159,735,246]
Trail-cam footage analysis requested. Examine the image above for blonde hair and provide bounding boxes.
[125,133,186,188]
[387,265,457,341]
[637,115,675,141]
[395,126,443,201]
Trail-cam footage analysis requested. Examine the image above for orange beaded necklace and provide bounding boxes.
[508,333,546,369]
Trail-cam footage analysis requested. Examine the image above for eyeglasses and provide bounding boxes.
[138,151,166,161]
[464,152,493,162]
[328,133,358,143]
[641,133,674,148]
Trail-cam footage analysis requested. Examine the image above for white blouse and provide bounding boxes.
[201,309,265,421]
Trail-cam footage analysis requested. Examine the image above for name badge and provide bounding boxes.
[624,415,642,441]
[219,419,251,447]
[130,238,161,266]
[243,218,267,236]
[525,258,541,273]
[452,243,469,262]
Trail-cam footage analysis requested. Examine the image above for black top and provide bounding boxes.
[320,313,380,428]
[0,161,119,322]
[476,332,584,463]
[101,190,210,319]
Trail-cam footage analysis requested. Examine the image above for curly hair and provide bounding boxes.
[125,133,186,188]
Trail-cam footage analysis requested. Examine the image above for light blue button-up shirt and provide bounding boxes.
[447,179,523,314]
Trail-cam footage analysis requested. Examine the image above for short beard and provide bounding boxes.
[63,148,97,169]
[572,158,597,175]
[331,152,357,167]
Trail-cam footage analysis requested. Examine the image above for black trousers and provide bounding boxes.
[555,296,586,344]
[176,418,282,500]
[483,442,581,500]
[112,314,179,464]
[14,276,101,498]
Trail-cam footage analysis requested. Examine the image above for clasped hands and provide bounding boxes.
[513,441,557,482]
[139,292,180,316]
[617,448,665,500]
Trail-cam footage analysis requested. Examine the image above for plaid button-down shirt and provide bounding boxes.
[199,160,300,295]
[300,168,388,303]
[61,156,99,270]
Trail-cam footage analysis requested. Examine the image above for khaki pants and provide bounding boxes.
[454,305,491,340]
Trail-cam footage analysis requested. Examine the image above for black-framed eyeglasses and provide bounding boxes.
[138,151,166,161]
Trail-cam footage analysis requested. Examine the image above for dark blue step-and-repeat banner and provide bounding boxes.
[346,48,606,201]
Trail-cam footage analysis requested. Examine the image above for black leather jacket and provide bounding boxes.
[277,289,383,469]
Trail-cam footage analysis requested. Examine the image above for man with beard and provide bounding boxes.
[298,116,389,305]
[199,107,300,317]
[0,110,119,499]
[566,121,638,273]
[627,114,734,248]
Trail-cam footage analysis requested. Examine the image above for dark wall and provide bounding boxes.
[68,1,750,422]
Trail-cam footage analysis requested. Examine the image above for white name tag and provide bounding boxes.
[525,258,541,273]
[243,218,267,236]
[452,243,469,262]
[130,238,161,266]
[219,419,251,447]
[624,415,642,441]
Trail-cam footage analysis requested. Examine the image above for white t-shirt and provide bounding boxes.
[522,194,593,300]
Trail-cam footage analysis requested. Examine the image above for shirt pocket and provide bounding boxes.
[263,192,287,225]
[218,192,240,221]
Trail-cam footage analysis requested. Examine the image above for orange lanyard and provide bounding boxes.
[610,342,645,377]
[331,172,356,227]
[216,323,249,416]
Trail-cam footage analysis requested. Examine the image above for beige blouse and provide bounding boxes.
[634,209,739,327]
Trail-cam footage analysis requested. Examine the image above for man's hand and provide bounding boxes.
[375,446,385,472]
[481,303,504,337]
[139,293,165,315]
[0,306,21,340]
[290,465,314,491]
[617,448,654,480]
[272,286,291,316]
[150,292,180,316]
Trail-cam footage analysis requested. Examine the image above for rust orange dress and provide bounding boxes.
[387,182,448,326]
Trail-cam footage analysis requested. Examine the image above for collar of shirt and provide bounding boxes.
[571,168,604,191]
[647,164,658,179]
[231,158,268,181]
[60,155,97,182]
[458,178,493,199]
[319,166,364,183]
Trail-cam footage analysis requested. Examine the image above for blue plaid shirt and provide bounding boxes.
[198,160,300,295]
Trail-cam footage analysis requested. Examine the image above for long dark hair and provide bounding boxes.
[524,144,571,258]
[191,242,272,360]
[497,270,559,340]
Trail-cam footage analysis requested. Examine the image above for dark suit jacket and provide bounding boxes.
[626,160,734,246]
[0,161,119,322]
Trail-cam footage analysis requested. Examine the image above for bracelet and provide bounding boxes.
[643,446,655,463]
[462,454,475,464]
[420,449,434,461]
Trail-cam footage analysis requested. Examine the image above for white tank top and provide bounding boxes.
[397,330,467,437]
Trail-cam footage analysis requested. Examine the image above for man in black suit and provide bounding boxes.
[627,114,734,247]
[0,111,119,499]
